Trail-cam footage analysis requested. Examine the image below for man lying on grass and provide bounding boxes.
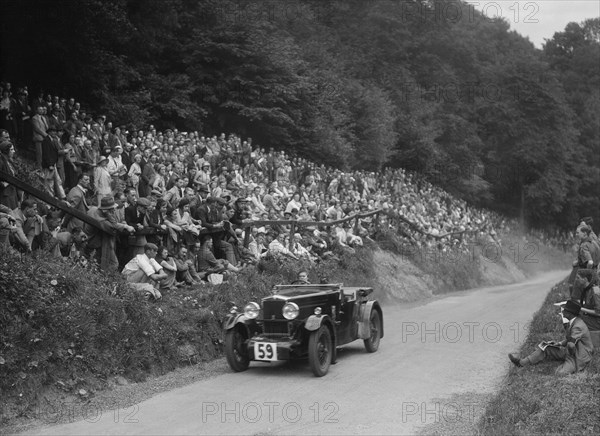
[508,300,594,375]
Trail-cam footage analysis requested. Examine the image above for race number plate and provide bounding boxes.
[254,342,278,361]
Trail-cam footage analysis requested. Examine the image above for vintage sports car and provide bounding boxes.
[223,283,383,376]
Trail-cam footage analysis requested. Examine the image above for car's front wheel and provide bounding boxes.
[363,310,381,352]
[308,325,332,377]
[225,328,250,372]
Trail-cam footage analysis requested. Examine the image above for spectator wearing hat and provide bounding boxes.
[93,154,112,205]
[194,161,211,187]
[41,125,66,199]
[127,153,143,196]
[509,300,593,375]
[83,195,120,270]
[121,243,167,299]
[0,140,20,209]
[229,196,252,227]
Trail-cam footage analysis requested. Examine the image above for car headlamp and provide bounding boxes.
[282,302,300,320]
[244,302,260,319]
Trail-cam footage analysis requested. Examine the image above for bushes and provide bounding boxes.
[0,250,181,418]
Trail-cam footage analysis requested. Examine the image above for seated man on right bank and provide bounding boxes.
[572,269,600,331]
[508,300,594,375]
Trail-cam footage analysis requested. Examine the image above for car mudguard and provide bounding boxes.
[357,300,384,339]
[223,313,261,337]
[304,315,337,364]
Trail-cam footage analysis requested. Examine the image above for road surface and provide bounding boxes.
[30,270,567,435]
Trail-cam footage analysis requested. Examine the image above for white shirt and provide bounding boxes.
[122,253,162,277]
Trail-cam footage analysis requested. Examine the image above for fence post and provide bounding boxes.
[243,225,251,248]
[289,221,296,252]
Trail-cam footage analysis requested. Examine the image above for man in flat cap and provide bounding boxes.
[508,300,594,375]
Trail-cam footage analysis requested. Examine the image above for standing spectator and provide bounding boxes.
[31,105,48,167]
[12,92,30,148]
[47,107,63,132]
[128,153,143,196]
[125,197,151,256]
[41,126,66,199]
[93,155,112,205]
[0,140,20,209]
[64,173,91,231]
[140,154,157,197]
[0,89,15,137]
[83,196,120,271]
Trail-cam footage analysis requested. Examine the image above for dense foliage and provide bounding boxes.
[1,0,598,228]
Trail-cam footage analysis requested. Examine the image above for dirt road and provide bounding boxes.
[30,270,567,435]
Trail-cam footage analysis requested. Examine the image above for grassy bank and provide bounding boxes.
[0,245,378,427]
[479,279,600,435]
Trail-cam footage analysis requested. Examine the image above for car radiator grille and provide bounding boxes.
[262,320,290,337]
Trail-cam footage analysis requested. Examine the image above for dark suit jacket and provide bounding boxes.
[41,135,60,168]
[125,205,145,227]
[196,204,223,231]
[567,317,594,368]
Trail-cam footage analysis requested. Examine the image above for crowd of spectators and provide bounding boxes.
[0,82,576,296]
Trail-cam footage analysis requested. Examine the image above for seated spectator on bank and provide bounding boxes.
[266,232,299,260]
[155,245,179,291]
[121,243,167,299]
[11,199,46,252]
[574,270,600,331]
[197,234,240,277]
[174,245,204,284]
[53,226,88,260]
[0,203,16,248]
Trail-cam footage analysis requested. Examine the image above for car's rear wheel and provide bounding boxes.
[363,310,381,353]
[225,328,249,372]
[308,325,332,377]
